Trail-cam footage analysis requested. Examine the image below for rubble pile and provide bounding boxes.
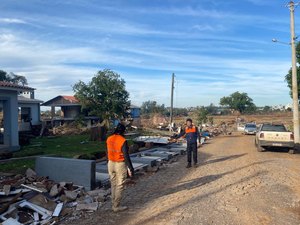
[51,123,89,136]
[0,169,110,225]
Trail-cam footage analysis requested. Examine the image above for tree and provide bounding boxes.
[0,70,28,85]
[0,70,9,81]
[141,100,165,115]
[195,107,209,125]
[220,91,256,114]
[9,73,28,86]
[73,69,130,121]
[285,41,300,100]
[205,103,218,114]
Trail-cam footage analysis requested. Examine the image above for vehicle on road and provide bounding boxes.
[244,123,257,135]
[255,123,294,153]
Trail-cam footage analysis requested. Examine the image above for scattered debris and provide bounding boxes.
[0,168,110,225]
[134,136,170,145]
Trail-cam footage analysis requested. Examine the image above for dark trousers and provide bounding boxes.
[187,142,197,164]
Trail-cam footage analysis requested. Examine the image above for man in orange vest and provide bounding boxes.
[106,123,134,212]
[175,118,200,168]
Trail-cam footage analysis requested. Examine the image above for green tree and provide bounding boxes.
[285,41,300,100]
[195,107,209,125]
[9,73,28,86]
[0,70,9,81]
[205,103,218,114]
[73,69,130,121]
[209,116,214,125]
[141,100,166,115]
[0,70,28,85]
[220,91,256,114]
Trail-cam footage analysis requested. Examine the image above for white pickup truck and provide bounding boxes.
[255,123,294,152]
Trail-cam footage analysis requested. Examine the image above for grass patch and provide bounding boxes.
[15,134,106,158]
[1,134,107,174]
[1,134,137,174]
[0,159,35,174]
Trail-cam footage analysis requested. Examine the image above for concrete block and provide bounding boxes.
[96,162,148,173]
[130,156,162,167]
[149,148,180,156]
[35,157,96,191]
[95,172,110,187]
[96,162,148,187]
[96,163,108,173]
[132,162,148,171]
[161,149,182,156]
[142,151,172,160]
[167,145,187,154]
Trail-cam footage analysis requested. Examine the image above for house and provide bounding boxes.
[42,95,99,127]
[128,105,141,126]
[18,92,43,132]
[129,105,141,118]
[0,81,37,152]
[42,95,81,119]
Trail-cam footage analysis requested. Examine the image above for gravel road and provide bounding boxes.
[67,134,300,225]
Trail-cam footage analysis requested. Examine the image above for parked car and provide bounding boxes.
[237,123,245,132]
[244,123,257,135]
[255,123,294,153]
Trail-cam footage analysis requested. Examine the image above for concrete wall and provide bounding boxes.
[18,103,41,125]
[35,157,96,191]
[61,105,81,118]
[0,90,20,152]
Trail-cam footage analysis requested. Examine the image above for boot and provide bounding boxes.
[112,206,128,212]
[186,163,191,168]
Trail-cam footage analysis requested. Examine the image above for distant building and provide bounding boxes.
[18,95,43,132]
[128,105,141,126]
[129,104,141,119]
[42,95,99,127]
[42,95,81,119]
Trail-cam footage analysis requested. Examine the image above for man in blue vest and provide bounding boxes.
[175,118,201,168]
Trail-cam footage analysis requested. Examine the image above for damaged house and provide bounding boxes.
[0,82,42,152]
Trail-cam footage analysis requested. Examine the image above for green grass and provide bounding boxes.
[1,134,107,174]
[0,159,35,174]
[17,134,106,158]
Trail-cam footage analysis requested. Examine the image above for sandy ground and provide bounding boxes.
[63,134,300,225]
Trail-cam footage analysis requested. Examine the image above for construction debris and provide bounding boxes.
[0,168,110,225]
[133,136,170,145]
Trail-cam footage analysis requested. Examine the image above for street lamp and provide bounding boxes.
[271,1,300,153]
[289,1,300,150]
[272,38,291,45]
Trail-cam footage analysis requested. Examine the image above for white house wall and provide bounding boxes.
[19,103,41,125]
[0,89,20,151]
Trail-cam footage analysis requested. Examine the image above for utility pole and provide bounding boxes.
[288,1,300,145]
[170,73,175,132]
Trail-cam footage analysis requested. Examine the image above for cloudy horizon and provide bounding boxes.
[0,0,297,107]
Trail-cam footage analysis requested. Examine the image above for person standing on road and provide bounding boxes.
[106,123,134,212]
[175,118,201,168]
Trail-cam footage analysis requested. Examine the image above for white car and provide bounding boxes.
[255,123,294,152]
[244,123,257,135]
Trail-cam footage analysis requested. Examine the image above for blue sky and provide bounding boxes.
[0,0,297,107]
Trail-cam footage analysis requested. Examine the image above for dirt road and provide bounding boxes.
[70,134,300,225]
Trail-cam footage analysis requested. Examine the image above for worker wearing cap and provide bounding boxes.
[106,123,134,212]
[175,118,201,168]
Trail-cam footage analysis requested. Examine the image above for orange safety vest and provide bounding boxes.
[185,126,196,134]
[106,134,126,162]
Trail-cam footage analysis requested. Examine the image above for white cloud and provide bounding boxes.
[192,24,226,32]
[0,1,294,107]
[0,30,291,107]
[0,18,27,24]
